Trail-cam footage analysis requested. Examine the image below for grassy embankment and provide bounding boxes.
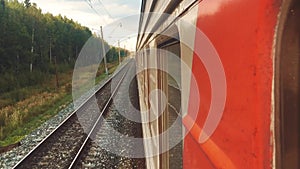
[0,61,120,147]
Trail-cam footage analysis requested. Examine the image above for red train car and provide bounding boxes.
[136,0,299,168]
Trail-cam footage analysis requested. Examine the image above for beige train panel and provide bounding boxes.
[148,43,160,169]
[137,45,161,169]
[138,0,198,50]
[148,44,159,122]
[136,1,200,169]
[154,0,169,15]
[136,53,149,161]
[144,0,152,13]
[177,6,198,118]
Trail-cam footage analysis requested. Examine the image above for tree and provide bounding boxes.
[0,0,5,10]
[24,0,31,8]
[0,0,92,92]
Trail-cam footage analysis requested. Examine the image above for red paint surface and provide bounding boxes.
[184,0,281,168]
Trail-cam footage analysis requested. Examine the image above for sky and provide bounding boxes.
[28,0,142,51]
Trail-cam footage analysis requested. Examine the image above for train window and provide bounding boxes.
[276,0,300,168]
[157,35,182,169]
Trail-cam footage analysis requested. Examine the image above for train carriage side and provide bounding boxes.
[136,0,300,169]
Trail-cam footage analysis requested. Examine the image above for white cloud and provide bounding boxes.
[26,0,141,50]
[28,0,141,27]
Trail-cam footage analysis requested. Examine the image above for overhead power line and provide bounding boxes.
[108,22,122,37]
[97,0,112,18]
[84,0,101,16]
[84,0,108,24]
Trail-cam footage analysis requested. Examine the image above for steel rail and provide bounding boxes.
[12,60,131,169]
[68,62,132,169]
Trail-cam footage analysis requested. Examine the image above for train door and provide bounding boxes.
[275,0,300,168]
[157,44,169,169]
[157,27,182,169]
[147,44,161,168]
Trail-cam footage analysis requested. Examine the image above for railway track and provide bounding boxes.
[13,60,133,169]
[70,61,145,169]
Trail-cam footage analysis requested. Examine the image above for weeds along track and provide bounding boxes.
[13,60,132,169]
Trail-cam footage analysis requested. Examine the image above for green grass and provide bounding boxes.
[0,93,72,147]
[0,61,120,147]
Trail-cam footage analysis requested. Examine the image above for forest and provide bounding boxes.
[0,0,128,145]
[0,0,127,105]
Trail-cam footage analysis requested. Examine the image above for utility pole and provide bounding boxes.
[118,40,121,65]
[1,0,5,11]
[75,45,78,59]
[100,26,108,75]
[124,45,126,57]
[54,55,59,89]
[30,26,34,72]
[16,54,19,73]
[49,36,52,64]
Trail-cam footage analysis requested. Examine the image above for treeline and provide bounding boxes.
[0,0,128,96]
[0,0,92,93]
